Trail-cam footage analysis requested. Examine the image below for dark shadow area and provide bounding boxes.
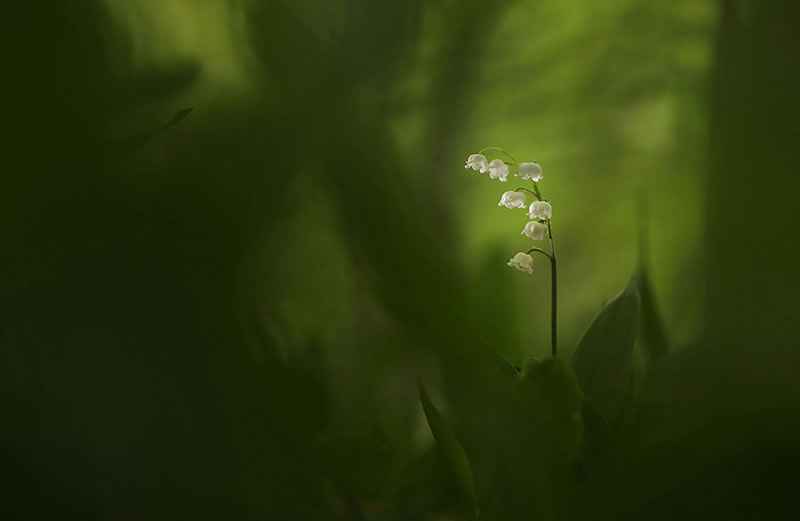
[1,1,799,519]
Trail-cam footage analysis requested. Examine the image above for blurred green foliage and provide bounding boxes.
[2,0,799,519]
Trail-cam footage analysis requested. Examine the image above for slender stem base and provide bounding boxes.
[547,220,558,357]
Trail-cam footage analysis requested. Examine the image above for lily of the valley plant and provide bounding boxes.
[466,147,558,356]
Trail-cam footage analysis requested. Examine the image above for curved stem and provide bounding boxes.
[526,247,553,261]
[514,187,538,197]
[547,220,558,357]
[478,146,519,163]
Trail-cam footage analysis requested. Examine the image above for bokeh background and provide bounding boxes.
[2,1,799,519]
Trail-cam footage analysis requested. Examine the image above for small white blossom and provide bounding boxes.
[517,162,543,182]
[521,221,548,240]
[497,191,527,209]
[507,252,534,274]
[465,153,489,172]
[527,200,553,221]
[487,159,510,182]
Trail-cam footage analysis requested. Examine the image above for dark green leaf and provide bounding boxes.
[582,397,612,442]
[105,108,193,159]
[572,277,641,426]
[418,379,480,520]
[636,267,670,362]
[511,357,584,466]
[635,192,669,363]
[114,62,200,106]
[315,432,391,499]
[578,399,613,475]
[161,107,194,130]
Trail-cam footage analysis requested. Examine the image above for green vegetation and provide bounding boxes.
[2,1,799,519]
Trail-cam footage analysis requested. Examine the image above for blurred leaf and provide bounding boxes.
[636,267,670,362]
[315,432,391,499]
[161,107,194,131]
[386,446,468,521]
[636,192,669,364]
[511,357,584,465]
[106,108,193,158]
[577,397,613,474]
[113,62,200,106]
[572,277,641,426]
[488,358,584,519]
[418,379,480,520]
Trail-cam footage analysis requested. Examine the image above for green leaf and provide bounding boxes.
[582,398,612,446]
[106,108,193,159]
[635,192,669,364]
[572,277,641,426]
[315,432,391,499]
[418,380,480,520]
[636,267,670,362]
[577,397,613,474]
[511,357,584,466]
[160,107,194,131]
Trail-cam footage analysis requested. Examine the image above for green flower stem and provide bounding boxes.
[523,179,556,355]
[514,187,538,197]
[478,146,519,162]
[526,222,558,358]
[526,247,553,261]
[532,182,544,201]
[547,219,558,357]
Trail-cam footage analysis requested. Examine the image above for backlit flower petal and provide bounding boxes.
[498,191,527,209]
[521,221,548,240]
[487,159,510,182]
[517,162,543,182]
[507,252,534,274]
[465,153,489,173]
[527,201,553,221]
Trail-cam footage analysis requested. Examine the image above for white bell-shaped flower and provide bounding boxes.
[497,191,527,209]
[507,252,534,274]
[517,162,543,182]
[465,153,489,173]
[521,221,548,240]
[487,159,510,182]
[527,200,553,221]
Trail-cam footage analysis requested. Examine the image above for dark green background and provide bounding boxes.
[2,1,799,519]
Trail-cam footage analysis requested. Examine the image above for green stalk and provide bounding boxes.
[528,179,556,356]
[526,222,558,356]
[526,247,553,261]
[478,146,519,162]
[532,183,543,201]
[514,187,538,197]
[547,219,558,357]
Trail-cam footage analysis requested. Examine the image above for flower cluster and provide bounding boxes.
[465,149,553,274]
